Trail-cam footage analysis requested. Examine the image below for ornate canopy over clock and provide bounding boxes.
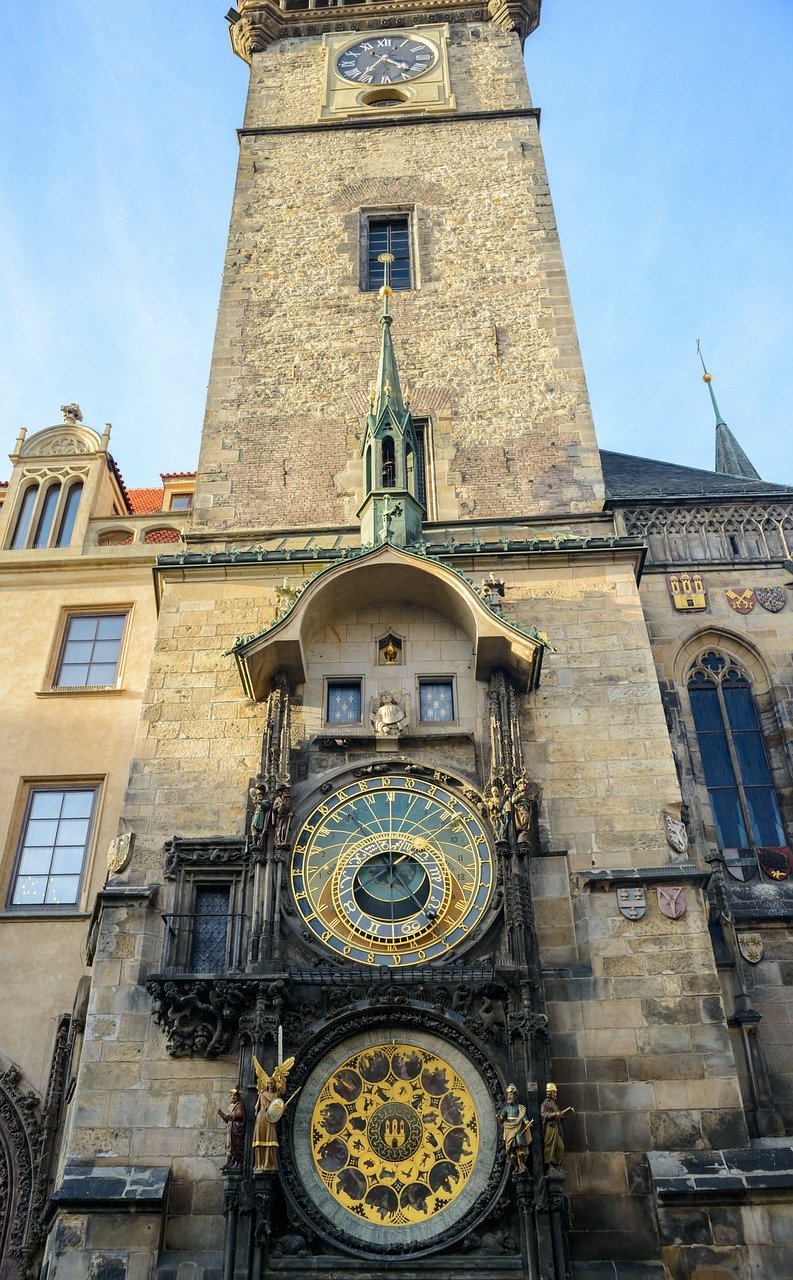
[290,771,493,966]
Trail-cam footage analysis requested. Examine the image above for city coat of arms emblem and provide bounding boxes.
[107,831,135,876]
[667,572,707,611]
[757,846,793,881]
[663,812,688,855]
[657,887,686,919]
[737,932,764,964]
[725,588,755,614]
[755,587,787,613]
[617,887,646,920]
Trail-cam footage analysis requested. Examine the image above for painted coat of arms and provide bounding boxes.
[725,588,755,614]
[617,887,646,920]
[107,831,135,875]
[657,887,686,919]
[667,572,707,611]
[757,846,793,881]
[663,812,688,855]
[755,586,787,613]
[737,932,764,964]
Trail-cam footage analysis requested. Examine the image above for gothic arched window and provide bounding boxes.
[688,651,786,853]
[381,436,395,488]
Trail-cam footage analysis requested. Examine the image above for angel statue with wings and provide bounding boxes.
[252,1054,295,1173]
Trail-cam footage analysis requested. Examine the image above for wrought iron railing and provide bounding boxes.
[158,911,246,975]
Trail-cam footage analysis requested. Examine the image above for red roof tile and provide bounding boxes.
[127,487,164,514]
[144,528,181,544]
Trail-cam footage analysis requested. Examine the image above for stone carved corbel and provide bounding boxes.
[228,14,279,63]
[147,978,255,1058]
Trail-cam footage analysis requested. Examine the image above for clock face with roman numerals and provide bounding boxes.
[290,773,493,967]
[335,36,437,87]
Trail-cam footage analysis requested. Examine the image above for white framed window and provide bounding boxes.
[53,612,128,689]
[8,786,98,908]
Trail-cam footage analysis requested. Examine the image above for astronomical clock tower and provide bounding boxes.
[44,2,758,1279]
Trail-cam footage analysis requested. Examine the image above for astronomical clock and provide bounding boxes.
[290,773,494,967]
[273,764,513,1256]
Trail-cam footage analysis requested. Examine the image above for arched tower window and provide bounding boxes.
[9,483,39,549]
[381,436,395,488]
[688,651,786,852]
[32,482,62,548]
[55,481,83,547]
[365,446,372,496]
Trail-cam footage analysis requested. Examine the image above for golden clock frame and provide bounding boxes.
[289,770,495,967]
[320,26,456,122]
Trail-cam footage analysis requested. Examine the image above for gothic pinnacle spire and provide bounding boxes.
[696,340,761,481]
[372,253,406,421]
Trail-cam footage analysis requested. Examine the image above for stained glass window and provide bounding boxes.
[327,681,363,723]
[688,652,786,853]
[11,788,96,907]
[55,613,127,688]
[419,680,454,723]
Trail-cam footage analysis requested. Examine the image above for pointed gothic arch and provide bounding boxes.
[0,1059,43,1279]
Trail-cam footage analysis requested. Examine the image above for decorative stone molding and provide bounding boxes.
[228,0,540,57]
[0,1058,44,1277]
[18,425,100,458]
[619,501,793,565]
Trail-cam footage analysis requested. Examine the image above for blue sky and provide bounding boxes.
[1,1,791,488]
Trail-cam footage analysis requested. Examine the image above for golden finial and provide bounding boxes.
[703,373,712,383]
[377,251,395,298]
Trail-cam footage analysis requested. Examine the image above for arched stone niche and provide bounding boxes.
[234,545,544,701]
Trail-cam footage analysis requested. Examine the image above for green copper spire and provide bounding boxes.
[696,340,761,481]
[357,254,424,547]
[372,254,407,422]
[696,338,727,428]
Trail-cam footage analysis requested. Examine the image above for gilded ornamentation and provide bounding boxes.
[253,1055,295,1173]
[540,1084,573,1170]
[289,773,493,967]
[737,932,764,964]
[725,588,756,614]
[498,1084,532,1174]
[309,1042,478,1227]
[106,831,134,876]
[667,571,707,611]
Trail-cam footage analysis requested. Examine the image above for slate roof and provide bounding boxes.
[600,450,793,503]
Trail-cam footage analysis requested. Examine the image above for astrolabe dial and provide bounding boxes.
[310,1042,478,1228]
[290,773,493,966]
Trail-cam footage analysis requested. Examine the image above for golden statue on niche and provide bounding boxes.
[252,1055,295,1173]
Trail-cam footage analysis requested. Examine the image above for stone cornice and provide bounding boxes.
[228,0,541,59]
